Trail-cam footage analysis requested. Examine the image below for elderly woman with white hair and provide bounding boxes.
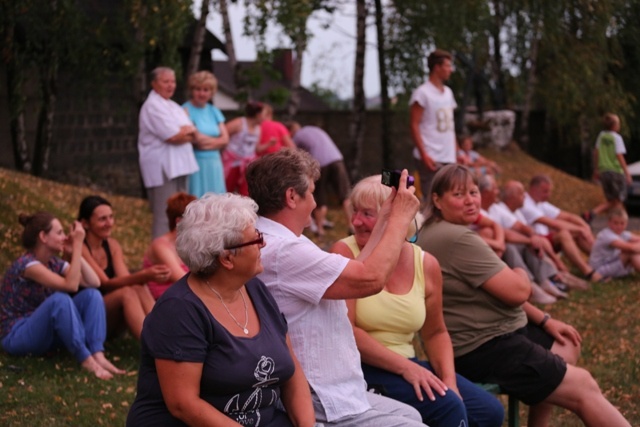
[330,175,504,427]
[127,193,315,427]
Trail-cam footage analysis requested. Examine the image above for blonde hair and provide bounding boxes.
[603,113,619,131]
[350,175,391,212]
[608,207,628,221]
[188,70,218,94]
[350,175,421,240]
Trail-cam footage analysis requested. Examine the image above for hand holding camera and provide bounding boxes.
[381,169,415,189]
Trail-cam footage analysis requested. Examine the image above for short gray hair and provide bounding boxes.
[176,193,258,277]
[478,174,496,193]
[150,66,175,82]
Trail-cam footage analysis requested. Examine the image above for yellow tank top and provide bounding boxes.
[341,236,426,358]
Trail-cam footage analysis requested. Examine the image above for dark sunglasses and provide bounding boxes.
[225,230,264,250]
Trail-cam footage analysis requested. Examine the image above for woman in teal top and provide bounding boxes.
[183,71,229,197]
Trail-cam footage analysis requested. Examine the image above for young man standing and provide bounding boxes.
[246,149,424,426]
[410,49,457,200]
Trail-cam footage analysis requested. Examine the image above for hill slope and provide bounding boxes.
[0,145,604,270]
[0,169,152,271]
[1,149,639,426]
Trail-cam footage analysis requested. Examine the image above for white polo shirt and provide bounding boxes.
[138,90,198,188]
[520,193,561,235]
[256,217,370,422]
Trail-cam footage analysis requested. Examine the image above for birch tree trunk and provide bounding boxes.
[219,0,244,99]
[6,51,31,172]
[32,53,58,176]
[132,2,148,106]
[348,0,367,181]
[184,0,210,97]
[374,0,392,167]
[489,0,506,109]
[286,39,305,119]
[519,23,540,152]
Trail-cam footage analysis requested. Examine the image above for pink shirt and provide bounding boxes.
[142,254,189,300]
[259,120,290,156]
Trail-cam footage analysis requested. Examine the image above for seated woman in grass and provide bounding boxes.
[417,164,630,427]
[127,193,314,426]
[142,192,195,299]
[330,175,504,427]
[78,195,168,339]
[0,212,123,379]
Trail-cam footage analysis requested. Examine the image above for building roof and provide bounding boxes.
[212,51,330,112]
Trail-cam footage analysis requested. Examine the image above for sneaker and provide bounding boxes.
[541,280,569,299]
[530,283,557,305]
[555,271,589,290]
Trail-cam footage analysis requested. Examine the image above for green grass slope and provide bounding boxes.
[0,148,638,425]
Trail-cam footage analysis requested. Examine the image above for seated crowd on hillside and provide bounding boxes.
[0,65,633,426]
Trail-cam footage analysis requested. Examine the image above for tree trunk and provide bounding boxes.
[133,3,148,106]
[6,52,31,172]
[519,24,540,152]
[219,0,244,100]
[287,39,305,119]
[374,0,392,167]
[578,114,591,179]
[184,0,210,98]
[32,57,58,177]
[348,0,367,181]
[489,0,506,109]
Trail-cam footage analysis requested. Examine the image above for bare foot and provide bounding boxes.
[93,352,126,375]
[81,356,113,380]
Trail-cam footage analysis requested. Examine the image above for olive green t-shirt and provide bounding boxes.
[417,220,527,357]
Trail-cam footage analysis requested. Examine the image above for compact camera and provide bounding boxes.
[381,169,415,189]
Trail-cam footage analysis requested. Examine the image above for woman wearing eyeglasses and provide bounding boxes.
[330,176,503,427]
[127,193,315,427]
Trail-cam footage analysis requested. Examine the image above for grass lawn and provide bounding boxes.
[1,145,639,426]
[0,334,139,426]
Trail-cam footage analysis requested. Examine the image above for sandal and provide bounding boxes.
[585,270,608,283]
[581,210,595,225]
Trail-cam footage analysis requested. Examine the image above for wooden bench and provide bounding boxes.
[412,335,519,426]
[478,383,519,427]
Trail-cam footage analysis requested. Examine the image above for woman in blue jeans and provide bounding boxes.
[331,175,504,427]
[0,212,123,379]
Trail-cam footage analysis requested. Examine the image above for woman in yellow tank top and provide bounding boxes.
[330,175,503,427]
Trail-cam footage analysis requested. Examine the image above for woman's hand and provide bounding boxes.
[144,264,172,283]
[389,169,420,221]
[64,221,85,256]
[400,360,448,402]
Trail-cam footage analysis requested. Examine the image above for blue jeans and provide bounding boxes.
[2,289,106,363]
[362,359,504,427]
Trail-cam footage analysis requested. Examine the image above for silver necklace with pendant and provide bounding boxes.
[206,281,249,335]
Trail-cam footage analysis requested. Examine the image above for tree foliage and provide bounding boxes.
[1,0,193,174]
[245,0,336,117]
[383,0,638,161]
